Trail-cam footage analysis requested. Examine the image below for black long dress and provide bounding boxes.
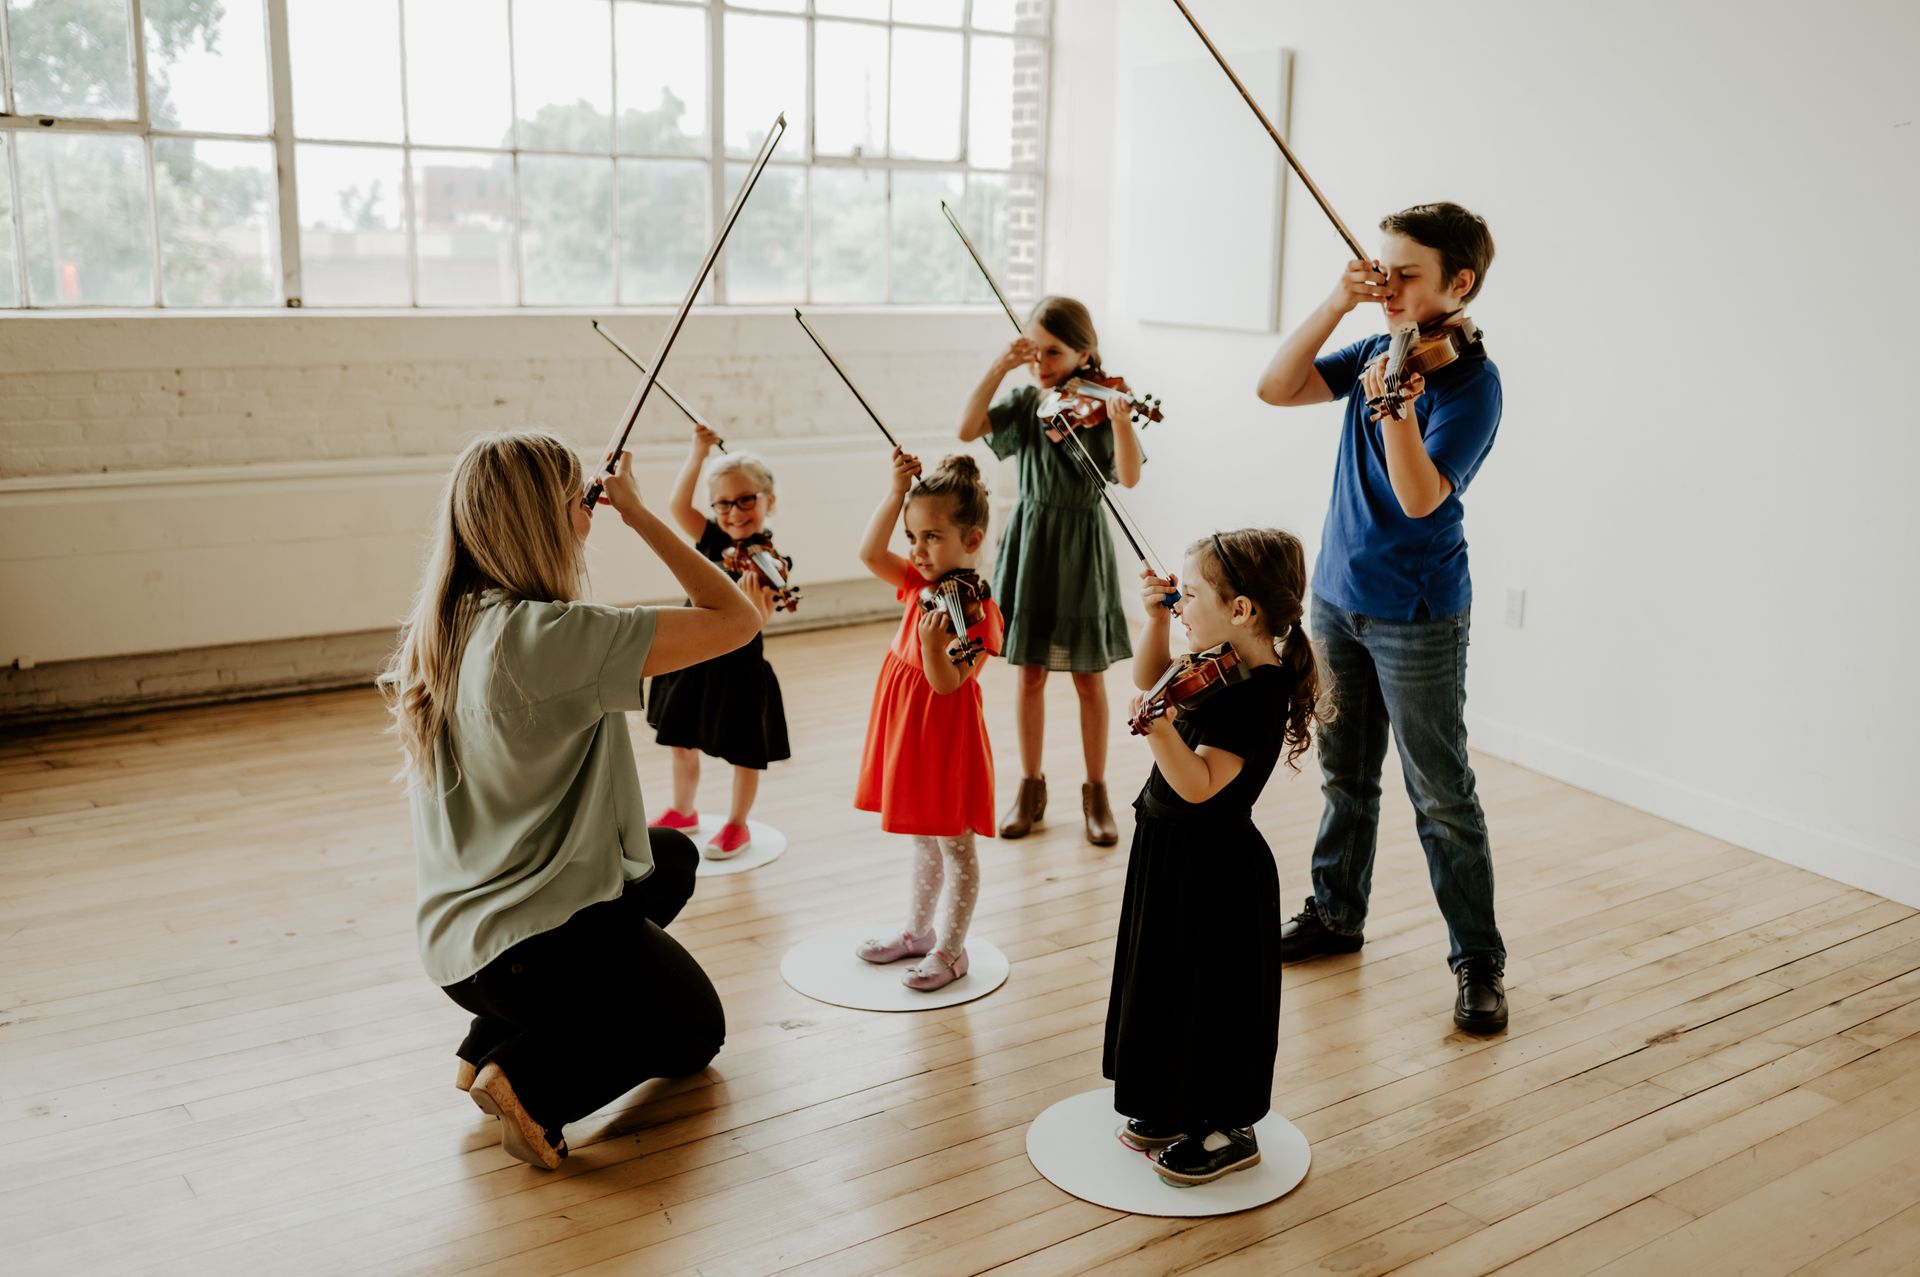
[1102,663,1289,1131]
[644,520,791,771]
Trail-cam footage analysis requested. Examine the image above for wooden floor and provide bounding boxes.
[5,622,1920,1276]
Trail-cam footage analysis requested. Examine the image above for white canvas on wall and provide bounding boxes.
[1128,48,1291,333]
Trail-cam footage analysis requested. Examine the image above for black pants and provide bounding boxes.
[440,829,723,1136]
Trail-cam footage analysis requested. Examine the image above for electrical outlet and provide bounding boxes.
[1504,588,1526,630]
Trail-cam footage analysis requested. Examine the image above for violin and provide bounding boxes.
[1038,369,1166,443]
[722,535,800,613]
[917,568,991,666]
[1129,642,1250,735]
[1369,313,1482,418]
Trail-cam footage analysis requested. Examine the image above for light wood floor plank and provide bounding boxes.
[4,621,1914,1276]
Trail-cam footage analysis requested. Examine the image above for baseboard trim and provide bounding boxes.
[1,578,898,727]
[1468,713,1920,910]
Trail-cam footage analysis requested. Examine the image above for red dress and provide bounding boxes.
[855,567,1004,836]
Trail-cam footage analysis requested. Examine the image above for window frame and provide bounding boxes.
[0,0,1049,310]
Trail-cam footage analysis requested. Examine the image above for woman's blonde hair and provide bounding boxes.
[379,429,588,783]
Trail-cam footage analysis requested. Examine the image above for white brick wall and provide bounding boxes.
[0,309,1015,722]
[0,311,1007,480]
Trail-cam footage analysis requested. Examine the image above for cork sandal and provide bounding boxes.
[469,1062,567,1170]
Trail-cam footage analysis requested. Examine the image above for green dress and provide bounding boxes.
[985,384,1136,673]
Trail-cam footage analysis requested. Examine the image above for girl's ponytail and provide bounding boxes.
[1276,606,1322,771]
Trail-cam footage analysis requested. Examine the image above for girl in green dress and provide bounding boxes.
[957,297,1145,846]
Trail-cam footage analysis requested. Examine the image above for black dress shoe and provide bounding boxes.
[1279,897,1364,964]
[1153,1127,1260,1185]
[1453,956,1508,1033]
[1118,1118,1187,1152]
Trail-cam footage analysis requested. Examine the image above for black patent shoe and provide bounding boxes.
[1153,1127,1260,1185]
[1279,898,1364,964]
[1117,1118,1187,1152]
[1453,956,1508,1034]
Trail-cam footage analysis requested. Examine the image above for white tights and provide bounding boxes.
[904,833,980,956]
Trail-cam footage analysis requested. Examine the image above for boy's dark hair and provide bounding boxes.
[1379,202,1494,304]
[1027,295,1100,368]
[1188,527,1328,771]
[910,453,992,535]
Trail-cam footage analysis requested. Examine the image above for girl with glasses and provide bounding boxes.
[645,426,793,860]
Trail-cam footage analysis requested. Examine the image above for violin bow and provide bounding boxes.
[940,201,1179,606]
[940,200,1023,331]
[792,308,923,491]
[591,320,727,454]
[583,112,785,510]
[1168,0,1374,269]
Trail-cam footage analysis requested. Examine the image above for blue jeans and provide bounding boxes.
[1308,594,1504,970]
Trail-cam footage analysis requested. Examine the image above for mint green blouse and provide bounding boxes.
[411,592,659,985]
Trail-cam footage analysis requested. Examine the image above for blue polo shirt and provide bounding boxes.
[1310,332,1501,620]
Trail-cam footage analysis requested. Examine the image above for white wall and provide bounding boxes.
[0,309,1009,714]
[1045,0,1920,903]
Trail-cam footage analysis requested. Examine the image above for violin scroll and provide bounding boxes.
[1038,371,1165,443]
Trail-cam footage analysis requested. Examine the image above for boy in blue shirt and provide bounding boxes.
[1255,202,1508,1033]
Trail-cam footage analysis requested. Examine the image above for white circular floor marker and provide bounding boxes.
[780,925,1009,1011]
[687,818,788,877]
[1026,1088,1311,1216]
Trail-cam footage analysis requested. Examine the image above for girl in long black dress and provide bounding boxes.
[1104,527,1325,1185]
[646,426,790,860]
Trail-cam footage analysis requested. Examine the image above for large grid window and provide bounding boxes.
[0,0,1047,309]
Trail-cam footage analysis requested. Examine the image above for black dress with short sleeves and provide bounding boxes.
[643,520,791,771]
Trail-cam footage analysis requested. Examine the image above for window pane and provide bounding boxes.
[413,150,514,306]
[405,0,513,148]
[619,158,707,304]
[971,0,1046,34]
[723,12,804,161]
[145,0,270,134]
[731,0,802,10]
[616,3,707,156]
[722,162,802,303]
[810,167,883,303]
[816,0,885,16]
[967,35,1012,169]
[970,35,1044,170]
[16,133,152,305]
[814,22,885,159]
[892,0,961,26]
[296,143,409,305]
[888,169,962,303]
[6,0,136,118]
[963,169,1038,304]
[154,138,276,306]
[288,0,403,141]
[520,154,612,304]
[0,139,20,307]
[889,28,961,160]
[515,0,612,152]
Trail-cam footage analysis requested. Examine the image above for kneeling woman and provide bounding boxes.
[382,430,762,1169]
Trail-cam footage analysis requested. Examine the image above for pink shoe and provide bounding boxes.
[855,927,935,964]
[703,822,753,860]
[902,948,969,991]
[650,807,699,831]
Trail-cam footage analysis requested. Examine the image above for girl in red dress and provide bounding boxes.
[852,448,1003,992]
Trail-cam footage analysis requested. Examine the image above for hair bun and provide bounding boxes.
[935,453,981,481]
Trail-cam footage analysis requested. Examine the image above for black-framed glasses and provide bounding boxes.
[711,492,765,514]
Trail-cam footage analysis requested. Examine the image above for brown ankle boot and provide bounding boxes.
[1000,775,1047,838]
[1083,781,1118,846]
